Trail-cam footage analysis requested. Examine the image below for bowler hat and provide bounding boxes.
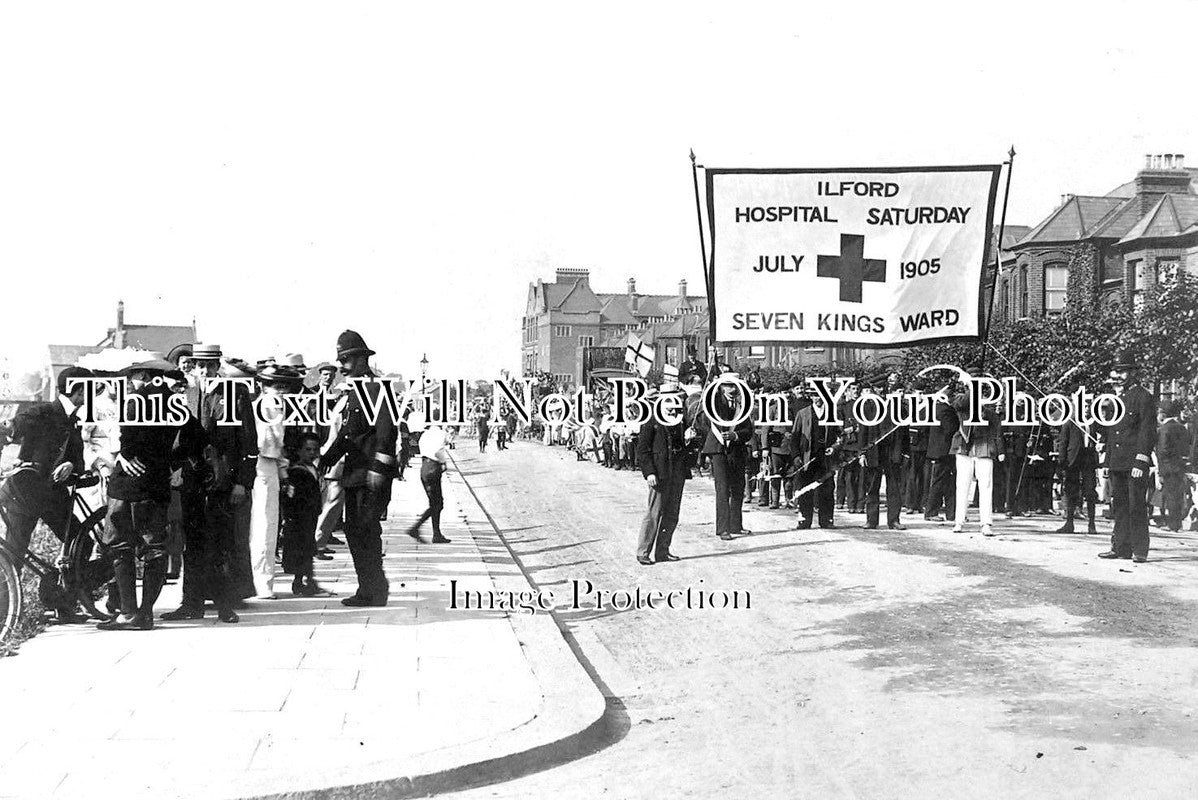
[191,343,223,361]
[336,330,376,360]
[166,343,193,364]
[314,361,338,374]
[1113,350,1139,370]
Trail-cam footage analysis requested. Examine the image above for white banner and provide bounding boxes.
[707,166,1001,346]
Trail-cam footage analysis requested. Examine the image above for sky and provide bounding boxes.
[2,0,1194,384]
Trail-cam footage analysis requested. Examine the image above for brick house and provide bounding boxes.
[994,154,1198,322]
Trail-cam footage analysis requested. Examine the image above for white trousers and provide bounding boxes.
[250,457,281,596]
[954,454,994,528]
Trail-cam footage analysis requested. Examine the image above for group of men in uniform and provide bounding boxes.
[0,329,400,630]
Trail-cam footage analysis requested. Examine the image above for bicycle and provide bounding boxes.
[0,470,114,645]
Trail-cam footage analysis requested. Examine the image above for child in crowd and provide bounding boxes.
[282,433,327,596]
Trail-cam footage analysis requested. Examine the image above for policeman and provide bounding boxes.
[319,331,397,606]
[0,366,94,620]
[1099,352,1157,562]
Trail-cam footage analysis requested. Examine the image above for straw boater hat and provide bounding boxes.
[191,343,223,361]
[336,330,376,360]
[314,361,337,374]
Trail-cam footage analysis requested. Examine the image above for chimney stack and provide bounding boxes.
[1135,153,1191,213]
[115,299,126,349]
[679,278,688,296]
[627,277,637,295]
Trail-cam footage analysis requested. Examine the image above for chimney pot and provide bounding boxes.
[1177,154,1186,169]
[679,278,688,296]
[627,277,636,295]
[1146,154,1154,169]
[1165,154,1174,168]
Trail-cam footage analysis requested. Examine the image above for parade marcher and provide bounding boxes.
[164,344,194,580]
[1025,427,1056,514]
[793,388,835,529]
[1099,352,1157,562]
[476,406,490,453]
[1056,413,1099,534]
[319,331,396,606]
[98,360,189,631]
[904,396,928,514]
[950,390,1003,537]
[634,381,694,564]
[1154,399,1191,532]
[407,421,452,544]
[923,383,959,521]
[281,432,327,596]
[858,375,908,530]
[694,374,754,541]
[161,345,255,623]
[835,382,862,513]
[763,390,796,510]
[0,366,95,621]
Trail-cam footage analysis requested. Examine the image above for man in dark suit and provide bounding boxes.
[923,383,959,521]
[1055,414,1098,534]
[835,383,862,513]
[0,367,93,566]
[1154,400,1191,532]
[161,344,255,624]
[1099,352,1157,562]
[693,375,755,540]
[793,391,836,528]
[634,382,695,564]
[98,361,188,631]
[858,375,909,530]
[320,330,397,605]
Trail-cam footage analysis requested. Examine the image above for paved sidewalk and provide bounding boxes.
[0,461,604,800]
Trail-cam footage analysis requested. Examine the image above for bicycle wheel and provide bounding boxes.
[66,507,113,620]
[0,548,23,645]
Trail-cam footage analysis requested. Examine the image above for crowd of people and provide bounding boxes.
[0,330,452,631]
[534,353,1197,566]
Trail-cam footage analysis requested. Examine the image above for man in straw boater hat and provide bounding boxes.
[97,359,190,630]
[1099,350,1158,562]
[318,330,397,606]
[633,376,696,565]
[160,344,255,624]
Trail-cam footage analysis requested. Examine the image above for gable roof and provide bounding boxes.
[598,296,637,326]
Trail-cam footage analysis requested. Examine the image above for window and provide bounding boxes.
[804,347,825,353]
[553,325,571,337]
[1156,258,1180,287]
[1018,265,1028,317]
[1129,259,1146,311]
[748,345,766,359]
[999,279,1010,321]
[578,335,594,347]
[1044,264,1068,313]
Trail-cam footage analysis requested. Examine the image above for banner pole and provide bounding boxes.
[979,145,1016,374]
[691,149,718,375]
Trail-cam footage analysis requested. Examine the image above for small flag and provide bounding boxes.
[625,333,655,378]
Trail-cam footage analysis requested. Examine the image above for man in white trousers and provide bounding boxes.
[951,392,1005,537]
[249,364,304,599]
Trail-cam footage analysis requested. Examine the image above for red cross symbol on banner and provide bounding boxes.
[816,233,887,303]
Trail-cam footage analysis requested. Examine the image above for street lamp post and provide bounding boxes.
[420,353,429,390]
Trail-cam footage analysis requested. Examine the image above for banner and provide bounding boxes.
[707,166,1001,346]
